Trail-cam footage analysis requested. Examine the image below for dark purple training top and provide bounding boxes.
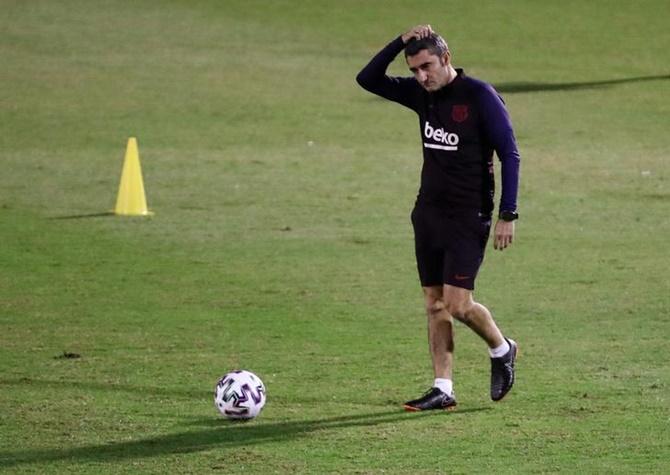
[356,36,520,215]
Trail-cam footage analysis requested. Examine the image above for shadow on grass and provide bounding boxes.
[0,407,491,468]
[49,212,115,220]
[1,377,467,409]
[494,74,670,94]
[0,377,209,399]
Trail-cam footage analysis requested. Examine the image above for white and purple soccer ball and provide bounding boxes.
[214,370,266,420]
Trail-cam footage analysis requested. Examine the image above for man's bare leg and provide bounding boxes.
[403,285,459,411]
[423,286,455,380]
[442,284,517,401]
[442,284,505,348]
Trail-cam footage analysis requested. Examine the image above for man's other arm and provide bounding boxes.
[478,86,521,250]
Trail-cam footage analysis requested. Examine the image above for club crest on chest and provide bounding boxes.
[451,105,469,123]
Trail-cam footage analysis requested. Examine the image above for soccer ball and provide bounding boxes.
[214,370,266,420]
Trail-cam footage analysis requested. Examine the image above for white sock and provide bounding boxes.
[433,378,453,395]
[489,339,510,358]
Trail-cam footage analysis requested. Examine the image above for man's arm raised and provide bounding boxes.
[355,27,428,110]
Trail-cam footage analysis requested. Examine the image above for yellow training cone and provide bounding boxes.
[114,137,153,216]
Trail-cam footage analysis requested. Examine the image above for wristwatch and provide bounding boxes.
[498,210,519,222]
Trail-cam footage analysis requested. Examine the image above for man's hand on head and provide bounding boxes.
[402,25,434,44]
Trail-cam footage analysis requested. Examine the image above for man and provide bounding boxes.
[356,25,521,411]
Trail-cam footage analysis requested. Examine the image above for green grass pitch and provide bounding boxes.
[1,0,669,473]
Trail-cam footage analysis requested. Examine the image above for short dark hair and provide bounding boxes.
[404,33,449,58]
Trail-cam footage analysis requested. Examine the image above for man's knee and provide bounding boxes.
[445,300,471,322]
[425,298,451,321]
[443,285,475,322]
[426,299,447,317]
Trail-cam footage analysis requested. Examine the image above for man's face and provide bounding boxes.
[406,49,450,92]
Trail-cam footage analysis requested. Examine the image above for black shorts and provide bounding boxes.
[411,205,491,290]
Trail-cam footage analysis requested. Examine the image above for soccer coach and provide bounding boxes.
[356,25,521,411]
